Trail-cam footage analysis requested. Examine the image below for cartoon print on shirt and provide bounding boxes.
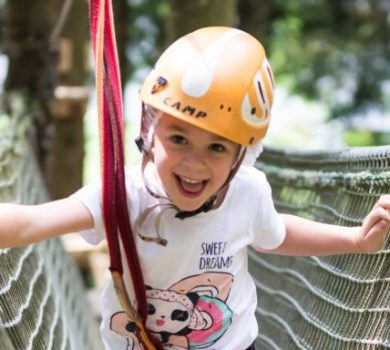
[110,272,234,349]
[110,312,143,350]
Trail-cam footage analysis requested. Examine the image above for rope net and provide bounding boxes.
[251,146,390,349]
[0,102,101,349]
[1,95,390,349]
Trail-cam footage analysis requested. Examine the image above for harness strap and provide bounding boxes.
[88,1,161,348]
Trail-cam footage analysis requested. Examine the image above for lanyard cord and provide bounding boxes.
[89,1,161,348]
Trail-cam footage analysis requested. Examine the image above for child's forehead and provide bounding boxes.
[158,113,235,144]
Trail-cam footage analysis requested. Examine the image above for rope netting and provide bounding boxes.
[1,95,390,350]
[0,100,102,349]
[251,146,390,349]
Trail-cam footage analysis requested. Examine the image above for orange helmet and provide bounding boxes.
[139,26,275,146]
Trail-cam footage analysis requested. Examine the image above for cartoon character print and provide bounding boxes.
[110,312,143,350]
[110,272,233,349]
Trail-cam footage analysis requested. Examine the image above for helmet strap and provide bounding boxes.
[209,147,246,208]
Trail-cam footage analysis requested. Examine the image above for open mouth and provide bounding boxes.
[175,174,208,197]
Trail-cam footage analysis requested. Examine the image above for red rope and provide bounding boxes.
[88,1,162,348]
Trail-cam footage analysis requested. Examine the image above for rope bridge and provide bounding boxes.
[251,146,390,349]
[0,103,102,349]
[1,100,389,349]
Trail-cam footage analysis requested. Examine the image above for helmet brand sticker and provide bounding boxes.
[163,97,207,118]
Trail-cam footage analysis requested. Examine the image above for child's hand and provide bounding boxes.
[355,195,390,253]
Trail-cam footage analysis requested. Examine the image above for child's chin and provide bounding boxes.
[174,200,205,213]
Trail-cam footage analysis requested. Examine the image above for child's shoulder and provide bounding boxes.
[125,164,154,193]
[234,165,268,186]
[125,164,143,185]
[230,166,271,199]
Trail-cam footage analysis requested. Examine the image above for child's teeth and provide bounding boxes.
[181,176,201,184]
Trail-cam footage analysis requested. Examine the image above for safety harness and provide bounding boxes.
[88,0,161,348]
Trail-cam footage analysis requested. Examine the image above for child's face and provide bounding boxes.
[152,114,240,212]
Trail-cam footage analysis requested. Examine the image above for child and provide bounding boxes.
[1,27,390,350]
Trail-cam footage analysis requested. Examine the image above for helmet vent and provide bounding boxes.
[266,63,275,88]
[256,81,266,104]
[220,104,232,112]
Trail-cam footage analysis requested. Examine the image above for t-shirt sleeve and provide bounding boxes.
[251,171,286,250]
[70,182,106,245]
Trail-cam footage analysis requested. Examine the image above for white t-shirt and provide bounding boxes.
[72,164,285,350]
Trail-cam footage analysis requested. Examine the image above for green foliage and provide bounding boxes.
[343,129,390,147]
[0,0,5,51]
[125,0,389,120]
[128,0,169,80]
[267,0,390,119]
[2,0,383,125]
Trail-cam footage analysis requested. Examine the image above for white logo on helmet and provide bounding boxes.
[181,29,242,98]
[241,60,273,126]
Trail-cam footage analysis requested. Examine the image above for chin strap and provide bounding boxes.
[89,1,162,349]
[174,196,216,219]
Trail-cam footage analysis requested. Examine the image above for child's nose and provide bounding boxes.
[181,149,207,169]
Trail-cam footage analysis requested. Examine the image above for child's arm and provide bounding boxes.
[0,197,94,248]
[257,195,390,256]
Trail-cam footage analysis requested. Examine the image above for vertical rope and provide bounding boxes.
[88,0,161,348]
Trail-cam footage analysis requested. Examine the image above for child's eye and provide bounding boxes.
[170,135,187,145]
[209,143,226,153]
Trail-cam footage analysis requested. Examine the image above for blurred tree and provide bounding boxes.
[127,0,169,81]
[122,0,390,121]
[4,0,60,94]
[126,0,237,80]
[1,0,389,193]
[3,0,63,197]
[166,0,237,43]
[238,0,272,45]
[252,0,390,119]
[49,0,89,199]
[3,0,89,199]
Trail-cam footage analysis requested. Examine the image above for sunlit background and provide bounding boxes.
[0,0,389,334]
[1,0,389,185]
[1,0,389,292]
[80,0,390,183]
